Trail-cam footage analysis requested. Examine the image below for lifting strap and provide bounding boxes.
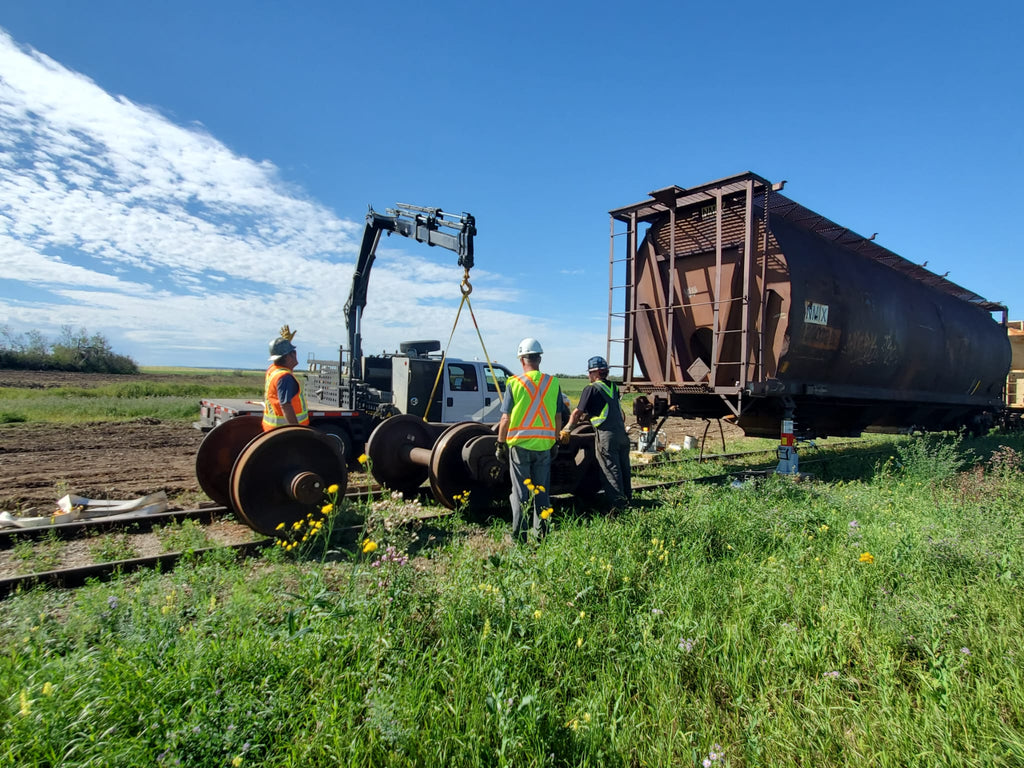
[423,268,505,421]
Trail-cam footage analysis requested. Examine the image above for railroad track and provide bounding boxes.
[1,441,889,599]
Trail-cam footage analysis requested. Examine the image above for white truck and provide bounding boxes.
[194,204,513,463]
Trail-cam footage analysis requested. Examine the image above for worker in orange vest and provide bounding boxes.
[262,328,309,431]
[495,337,564,541]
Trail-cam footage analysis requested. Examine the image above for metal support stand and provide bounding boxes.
[775,403,799,475]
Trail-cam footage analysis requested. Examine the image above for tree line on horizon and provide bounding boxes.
[0,325,138,374]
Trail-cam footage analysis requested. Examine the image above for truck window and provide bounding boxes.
[485,365,510,393]
[448,364,478,392]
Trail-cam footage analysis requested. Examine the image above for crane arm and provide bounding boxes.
[343,203,476,381]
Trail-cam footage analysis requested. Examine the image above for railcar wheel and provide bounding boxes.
[229,426,347,536]
[428,422,505,510]
[314,423,355,467]
[195,415,264,509]
[568,424,602,502]
[365,415,446,496]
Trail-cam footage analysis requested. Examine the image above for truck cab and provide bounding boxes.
[310,340,512,423]
[392,356,512,422]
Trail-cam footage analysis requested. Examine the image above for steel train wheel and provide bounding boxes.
[313,423,353,467]
[195,415,264,509]
[365,415,445,496]
[568,424,602,502]
[229,426,347,536]
[428,422,506,510]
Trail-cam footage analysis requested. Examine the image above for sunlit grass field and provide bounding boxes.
[0,368,265,424]
[2,429,1023,766]
[0,368,592,425]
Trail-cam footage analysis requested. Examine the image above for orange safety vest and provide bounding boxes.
[262,365,310,431]
[506,371,560,450]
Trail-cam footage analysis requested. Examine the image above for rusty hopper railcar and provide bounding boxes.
[608,172,1011,441]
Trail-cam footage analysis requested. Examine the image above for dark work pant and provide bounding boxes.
[596,428,631,507]
[509,445,552,539]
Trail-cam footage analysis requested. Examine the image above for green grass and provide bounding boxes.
[0,374,263,424]
[140,366,261,378]
[2,432,1023,766]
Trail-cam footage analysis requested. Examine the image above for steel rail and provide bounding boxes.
[1,444,890,598]
[630,439,867,474]
[0,540,272,599]
[0,481,393,548]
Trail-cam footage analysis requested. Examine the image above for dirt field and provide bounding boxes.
[0,369,745,515]
[0,419,206,514]
[0,370,207,514]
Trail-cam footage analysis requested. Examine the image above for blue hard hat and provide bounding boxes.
[587,356,608,371]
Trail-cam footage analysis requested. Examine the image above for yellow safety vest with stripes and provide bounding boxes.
[262,365,310,431]
[590,380,617,427]
[506,371,560,450]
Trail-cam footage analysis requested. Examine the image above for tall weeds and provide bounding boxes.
[2,432,1023,766]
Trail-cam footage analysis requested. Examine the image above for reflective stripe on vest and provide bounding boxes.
[262,365,310,431]
[590,380,617,428]
[507,372,559,449]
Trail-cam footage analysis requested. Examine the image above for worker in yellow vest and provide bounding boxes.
[495,338,564,541]
[262,330,310,432]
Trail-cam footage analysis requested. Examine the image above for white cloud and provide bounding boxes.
[0,29,583,372]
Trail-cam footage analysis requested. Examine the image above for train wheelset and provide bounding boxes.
[195,415,602,535]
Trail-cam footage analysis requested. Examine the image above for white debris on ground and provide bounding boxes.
[0,492,168,528]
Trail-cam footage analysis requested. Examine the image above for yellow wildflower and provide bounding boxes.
[321,503,333,515]
[533,609,542,620]
[540,508,553,520]
[232,757,243,767]
[41,682,53,697]
[275,522,285,531]
[482,617,491,638]
[327,483,339,494]
[859,552,875,564]
[19,689,30,716]
[358,453,369,465]
[362,540,378,554]
[535,485,545,493]
[576,637,583,648]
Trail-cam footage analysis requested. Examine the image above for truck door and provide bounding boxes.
[442,362,484,421]
[480,363,512,422]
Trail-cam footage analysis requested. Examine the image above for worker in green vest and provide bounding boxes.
[495,338,564,541]
[561,355,631,511]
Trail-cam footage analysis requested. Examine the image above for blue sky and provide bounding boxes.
[1,1,1021,375]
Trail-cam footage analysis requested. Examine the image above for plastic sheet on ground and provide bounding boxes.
[0,491,168,529]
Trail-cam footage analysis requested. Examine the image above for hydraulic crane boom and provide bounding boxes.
[343,203,476,383]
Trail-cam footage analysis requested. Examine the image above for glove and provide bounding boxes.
[550,443,560,459]
[495,442,509,463]
[558,429,571,445]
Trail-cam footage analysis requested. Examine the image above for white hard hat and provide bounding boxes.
[517,337,543,357]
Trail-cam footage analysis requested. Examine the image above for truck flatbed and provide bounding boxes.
[194,398,358,431]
